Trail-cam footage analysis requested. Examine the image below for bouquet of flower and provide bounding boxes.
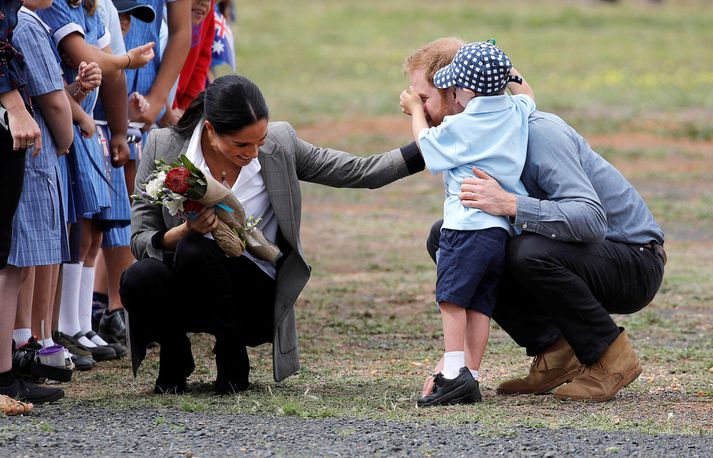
[134,154,282,263]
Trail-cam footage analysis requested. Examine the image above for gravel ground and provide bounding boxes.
[1,404,711,457]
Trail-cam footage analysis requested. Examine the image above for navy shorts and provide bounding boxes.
[436,227,509,317]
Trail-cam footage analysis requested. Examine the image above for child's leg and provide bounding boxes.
[93,250,107,296]
[77,221,104,345]
[13,267,34,345]
[464,310,490,379]
[32,264,60,345]
[0,267,28,372]
[440,301,467,352]
[439,301,467,379]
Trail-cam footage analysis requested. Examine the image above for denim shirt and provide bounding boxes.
[0,0,24,94]
[514,111,664,245]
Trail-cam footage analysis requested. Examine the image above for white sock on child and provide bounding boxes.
[443,351,465,379]
[77,335,97,348]
[58,262,83,337]
[13,328,32,346]
[89,334,109,346]
[40,338,55,348]
[78,266,95,335]
[470,369,479,380]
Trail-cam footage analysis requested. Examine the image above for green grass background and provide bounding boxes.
[234,0,713,129]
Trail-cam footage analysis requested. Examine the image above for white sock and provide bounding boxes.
[78,335,97,348]
[89,333,109,346]
[40,338,55,348]
[78,266,96,335]
[470,369,480,380]
[443,351,465,379]
[13,328,32,346]
[58,262,83,336]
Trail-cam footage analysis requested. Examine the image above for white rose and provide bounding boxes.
[145,171,167,199]
[164,194,186,216]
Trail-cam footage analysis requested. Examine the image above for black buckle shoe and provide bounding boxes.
[417,367,478,407]
[0,375,65,404]
[71,333,118,361]
[85,330,127,358]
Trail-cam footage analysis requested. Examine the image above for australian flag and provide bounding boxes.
[211,6,236,70]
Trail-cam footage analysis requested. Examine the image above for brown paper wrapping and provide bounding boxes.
[197,173,281,262]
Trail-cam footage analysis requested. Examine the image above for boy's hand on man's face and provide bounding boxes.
[400,86,423,115]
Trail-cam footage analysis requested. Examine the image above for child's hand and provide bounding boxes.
[125,42,156,69]
[76,112,96,138]
[128,91,150,122]
[400,86,422,115]
[109,133,130,167]
[77,61,102,92]
[131,92,150,113]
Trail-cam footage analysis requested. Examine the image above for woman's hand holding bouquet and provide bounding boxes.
[134,154,282,263]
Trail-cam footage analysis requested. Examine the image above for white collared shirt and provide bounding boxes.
[185,120,278,279]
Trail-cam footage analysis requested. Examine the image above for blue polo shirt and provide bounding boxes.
[419,94,535,232]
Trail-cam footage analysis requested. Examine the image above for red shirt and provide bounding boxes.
[174,0,215,110]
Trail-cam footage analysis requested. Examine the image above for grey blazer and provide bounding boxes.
[130,121,419,382]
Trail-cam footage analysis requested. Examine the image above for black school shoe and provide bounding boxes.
[0,373,65,404]
[85,330,127,358]
[53,332,96,371]
[417,367,479,407]
[71,332,117,361]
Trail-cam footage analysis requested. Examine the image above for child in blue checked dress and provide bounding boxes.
[7,2,75,353]
[37,0,154,362]
[400,41,535,407]
[0,0,67,411]
[91,0,155,347]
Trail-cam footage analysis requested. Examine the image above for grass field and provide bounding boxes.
[63,0,712,436]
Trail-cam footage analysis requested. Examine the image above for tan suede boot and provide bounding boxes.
[496,336,582,395]
[554,330,642,402]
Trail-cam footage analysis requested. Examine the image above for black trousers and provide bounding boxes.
[426,220,665,364]
[120,234,275,383]
[0,126,26,269]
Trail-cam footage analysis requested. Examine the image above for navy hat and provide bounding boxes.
[113,0,156,23]
[433,41,521,95]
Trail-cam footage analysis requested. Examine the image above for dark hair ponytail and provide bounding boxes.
[173,75,269,139]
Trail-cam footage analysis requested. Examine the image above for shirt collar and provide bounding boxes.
[19,6,52,33]
[184,120,262,191]
[463,94,512,114]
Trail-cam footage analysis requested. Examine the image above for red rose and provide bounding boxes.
[165,167,192,194]
[182,200,204,214]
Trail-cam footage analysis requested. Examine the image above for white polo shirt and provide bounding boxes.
[185,120,278,279]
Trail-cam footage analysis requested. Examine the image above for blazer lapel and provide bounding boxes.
[258,145,298,250]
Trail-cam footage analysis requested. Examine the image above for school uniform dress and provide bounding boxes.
[124,0,176,162]
[94,0,131,247]
[37,0,111,222]
[0,0,26,268]
[7,8,70,267]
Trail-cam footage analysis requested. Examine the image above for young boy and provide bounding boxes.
[400,41,535,407]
